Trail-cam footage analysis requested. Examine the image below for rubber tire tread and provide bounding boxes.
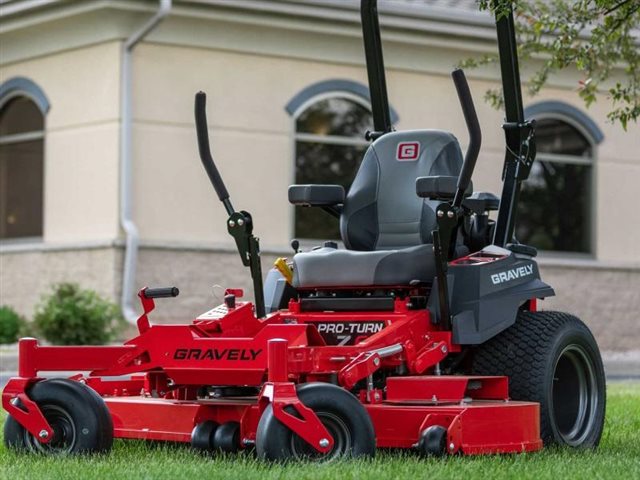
[213,422,240,453]
[255,382,375,461]
[3,379,113,454]
[4,411,27,450]
[472,310,606,447]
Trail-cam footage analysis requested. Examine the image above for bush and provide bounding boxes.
[0,306,26,344]
[34,283,124,345]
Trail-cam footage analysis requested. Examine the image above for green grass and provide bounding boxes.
[1,383,639,480]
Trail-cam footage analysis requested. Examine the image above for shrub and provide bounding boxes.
[34,283,124,345]
[0,306,26,344]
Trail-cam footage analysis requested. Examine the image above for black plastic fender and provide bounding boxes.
[429,245,554,344]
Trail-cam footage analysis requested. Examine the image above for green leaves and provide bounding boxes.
[473,0,640,129]
[0,306,26,344]
[33,283,124,345]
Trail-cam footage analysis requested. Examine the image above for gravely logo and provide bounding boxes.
[173,348,262,361]
[396,142,420,161]
[491,264,534,285]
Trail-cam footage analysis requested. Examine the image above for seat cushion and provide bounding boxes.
[292,245,437,288]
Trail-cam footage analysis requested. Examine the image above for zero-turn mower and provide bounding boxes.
[2,0,605,460]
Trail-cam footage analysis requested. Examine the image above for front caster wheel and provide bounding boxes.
[191,421,218,450]
[213,422,240,452]
[256,383,375,462]
[418,425,448,456]
[472,311,606,448]
[3,378,113,455]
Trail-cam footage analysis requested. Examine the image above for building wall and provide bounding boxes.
[1,4,638,353]
[0,41,122,243]
[0,246,121,318]
[129,41,640,263]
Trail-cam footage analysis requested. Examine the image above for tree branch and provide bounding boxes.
[608,4,640,34]
[604,0,633,16]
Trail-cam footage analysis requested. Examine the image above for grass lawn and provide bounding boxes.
[1,383,638,480]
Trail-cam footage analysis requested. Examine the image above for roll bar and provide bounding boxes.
[492,4,537,246]
[451,69,482,209]
[361,0,393,138]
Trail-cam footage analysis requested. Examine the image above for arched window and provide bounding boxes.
[516,115,596,253]
[0,94,45,239]
[293,94,374,239]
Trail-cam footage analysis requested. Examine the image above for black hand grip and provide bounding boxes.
[143,287,179,299]
[451,69,482,208]
[195,92,233,214]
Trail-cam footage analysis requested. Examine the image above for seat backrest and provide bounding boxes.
[340,129,463,250]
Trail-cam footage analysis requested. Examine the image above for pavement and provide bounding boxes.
[1,345,638,389]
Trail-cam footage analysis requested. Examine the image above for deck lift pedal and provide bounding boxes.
[2,0,605,459]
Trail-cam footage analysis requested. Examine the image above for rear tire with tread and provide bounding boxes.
[472,310,606,448]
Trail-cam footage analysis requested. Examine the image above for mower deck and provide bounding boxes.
[102,386,541,454]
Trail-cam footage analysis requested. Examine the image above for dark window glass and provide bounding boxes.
[0,97,44,136]
[516,118,592,253]
[294,97,373,239]
[0,97,45,239]
[295,142,368,239]
[535,118,591,157]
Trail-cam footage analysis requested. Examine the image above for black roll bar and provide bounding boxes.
[491,4,537,247]
[451,69,482,209]
[361,0,393,137]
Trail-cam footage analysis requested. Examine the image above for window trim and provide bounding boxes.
[0,81,47,242]
[293,90,374,144]
[0,77,50,115]
[524,101,604,145]
[0,131,45,145]
[286,79,399,124]
[521,109,598,258]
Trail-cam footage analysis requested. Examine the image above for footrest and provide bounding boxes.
[385,376,509,403]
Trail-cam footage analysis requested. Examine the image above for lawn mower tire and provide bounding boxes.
[213,421,240,452]
[191,420,218,450]
[4,378,113,455]
[472,310,606,448]
[417,425,448,456]
[255,382,375,461]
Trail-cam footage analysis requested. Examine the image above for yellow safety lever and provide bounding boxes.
[274,257,293,284]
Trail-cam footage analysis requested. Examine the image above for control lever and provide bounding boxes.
[194,92,266,318]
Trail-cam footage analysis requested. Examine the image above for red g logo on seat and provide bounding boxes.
[397,142,420,161]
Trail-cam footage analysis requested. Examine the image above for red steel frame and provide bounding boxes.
[2,257,542,455]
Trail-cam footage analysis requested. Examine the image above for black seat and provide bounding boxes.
[292,129,466,288]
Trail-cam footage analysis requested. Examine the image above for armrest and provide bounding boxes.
[288,184,345,206]
[463,191,500,213]
[416,176,473,200]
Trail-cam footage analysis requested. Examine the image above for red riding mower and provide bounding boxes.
[2,0,605,460]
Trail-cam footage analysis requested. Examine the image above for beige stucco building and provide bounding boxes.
[1,0,638,351]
